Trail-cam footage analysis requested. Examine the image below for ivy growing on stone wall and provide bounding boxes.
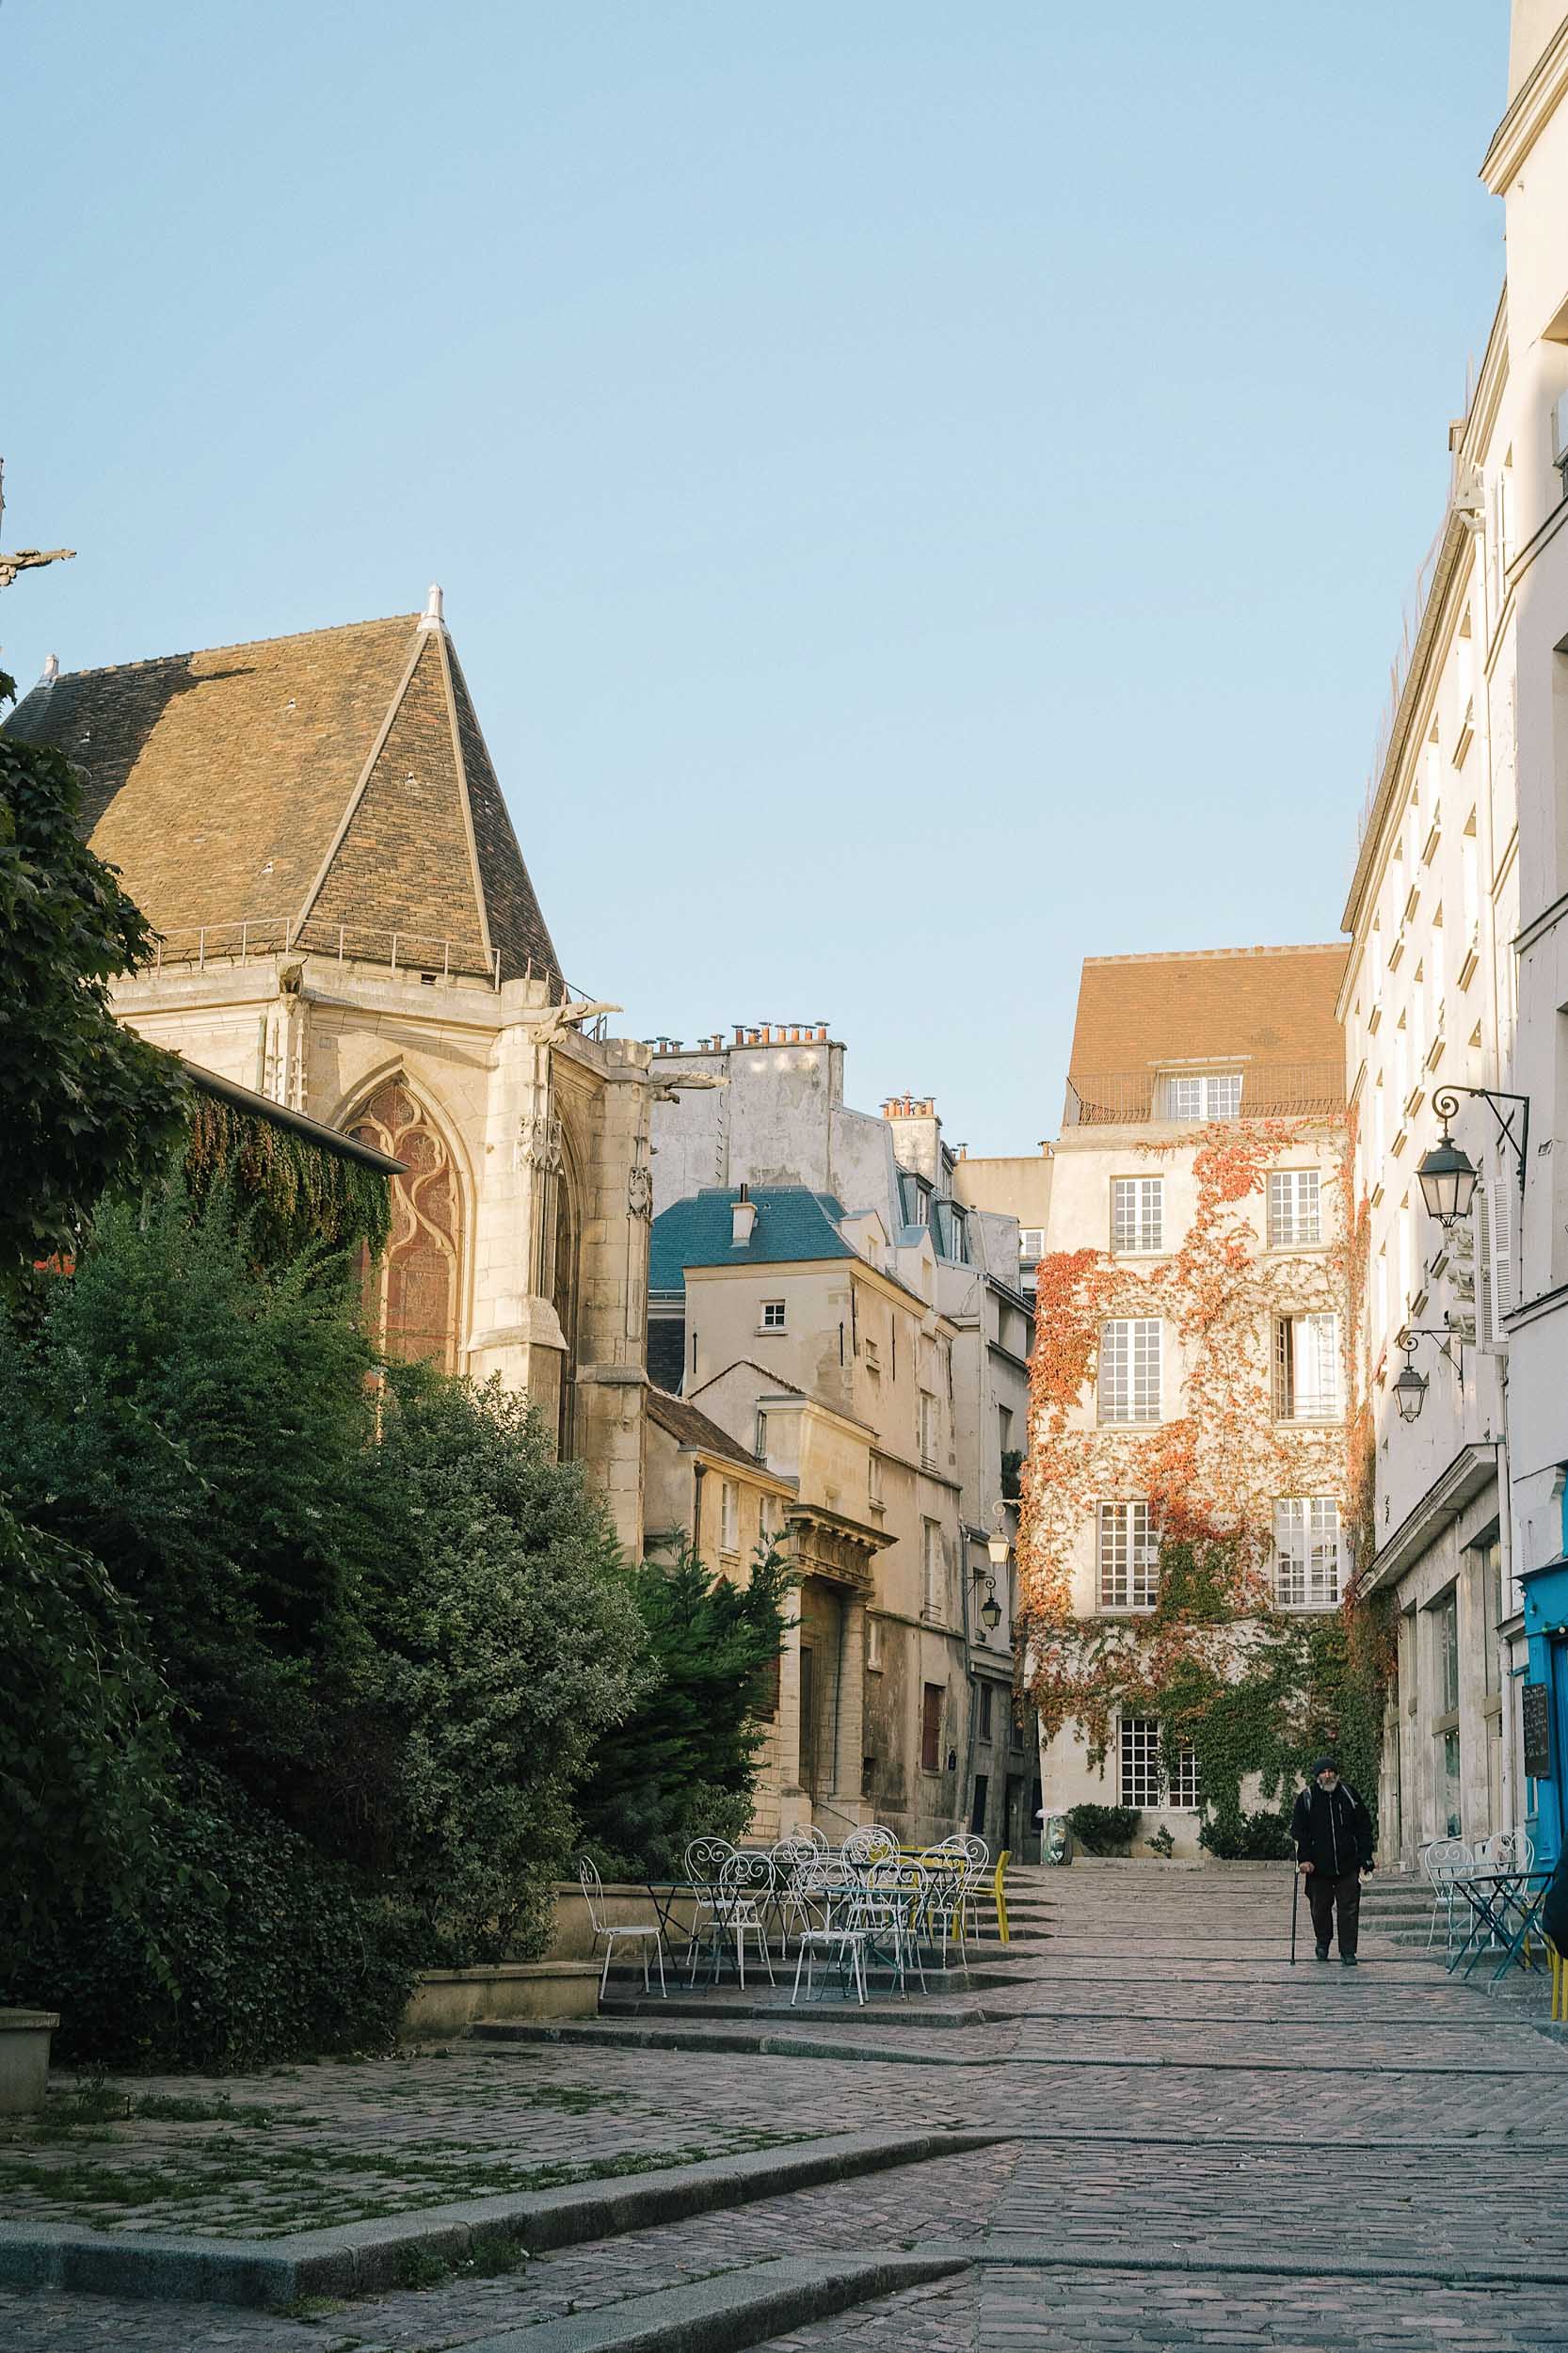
[181,1095,392,1265]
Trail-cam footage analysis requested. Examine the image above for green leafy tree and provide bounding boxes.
[350,1370,651,1962]
[0,1498,176,1948]
[575,1539,794,1879]
[0,671,188,1290]
[0,1178,381,1820]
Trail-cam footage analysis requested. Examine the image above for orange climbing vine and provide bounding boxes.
[1018,1113,1381,1785]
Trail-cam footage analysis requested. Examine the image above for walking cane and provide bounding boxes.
[1289,1864,1299,1967]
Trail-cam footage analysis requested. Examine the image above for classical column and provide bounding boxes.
[831,1587,868,1822]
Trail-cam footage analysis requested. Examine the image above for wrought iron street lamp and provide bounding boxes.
[1416,1084,1529,1230]
[1416,1127,1479,1230]
[1392,1344,1429,1424]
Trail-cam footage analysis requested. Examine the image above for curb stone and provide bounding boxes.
[451,2252,968,2353]
[0,2128,1000,2310]
[920,2235,1568,2289]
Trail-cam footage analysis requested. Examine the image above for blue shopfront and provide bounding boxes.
[1518,1553,1568,1872]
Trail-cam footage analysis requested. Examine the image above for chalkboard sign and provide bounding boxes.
[1522,1680,1552,1781]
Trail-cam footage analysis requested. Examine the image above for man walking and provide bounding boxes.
[1291,1757,1373,1965]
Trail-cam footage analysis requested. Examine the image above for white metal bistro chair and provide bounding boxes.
[860,1860,928,1997]
[715,1849,777,1990]
[682,1836,738,1988]
[841,1823,902,1870]
[1421,1838,1474,1953]
[578,1858,666,2001]
[792,1884,877,2007]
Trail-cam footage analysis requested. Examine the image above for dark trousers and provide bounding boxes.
[1306,1867,1361,1956]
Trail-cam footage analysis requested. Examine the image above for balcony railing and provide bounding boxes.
[1063,1064,1346,1128]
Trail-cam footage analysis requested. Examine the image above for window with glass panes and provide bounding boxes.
[921,1519,942,1616]
[1119,1716,1161,1807]
[1097,1500,1158,1609]
[720,1481,739,1554]
[1268,1169,1321,1246]
[1272,1499,1343,1607]
[1168,1741,1201,1809]
[1098,1320,1161,1424]
[1112,1176,1163,1254]
[1272,1313,1341,1419]
[1436,1590,1461,1715]
[1167,1071,1241,1120]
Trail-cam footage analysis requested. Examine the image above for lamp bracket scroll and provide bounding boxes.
[1432,1085,1529,1196]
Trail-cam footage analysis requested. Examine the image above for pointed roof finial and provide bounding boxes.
[40,652,59,686]
[418,583,445,632]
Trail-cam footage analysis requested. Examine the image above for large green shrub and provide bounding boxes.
[1197,1805,1294,1861]
[0,1499,176,1944]
[1064,1803,1138,1856]
[575,1541,794,1880]
[349,1370,650,1963]
[0,1179,381,1827]
[3,1769,416,2071]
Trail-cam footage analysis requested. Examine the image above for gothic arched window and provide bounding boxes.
[350,1080,462,1369]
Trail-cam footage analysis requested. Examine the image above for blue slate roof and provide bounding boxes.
[648,1187,855,1291]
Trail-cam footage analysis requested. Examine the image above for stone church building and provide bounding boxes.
[8,592,662,1550]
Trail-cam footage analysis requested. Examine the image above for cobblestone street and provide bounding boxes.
[5,1864,1568,2350]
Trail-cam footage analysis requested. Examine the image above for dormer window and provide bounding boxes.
[1163,1072,1241,1121]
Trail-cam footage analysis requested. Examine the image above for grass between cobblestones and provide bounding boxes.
[0,2068,814,2238]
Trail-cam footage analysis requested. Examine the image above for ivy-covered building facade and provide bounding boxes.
[1021,945,1387,1859]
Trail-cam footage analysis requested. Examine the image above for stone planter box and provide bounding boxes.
[402,1962,600,2040]
[0,2010,58,2115]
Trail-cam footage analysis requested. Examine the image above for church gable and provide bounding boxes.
[301,634,491,975]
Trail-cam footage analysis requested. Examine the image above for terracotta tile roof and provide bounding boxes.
[5,612,560,987]
[647,1385,774,1470]
[1067,943,1347,1080]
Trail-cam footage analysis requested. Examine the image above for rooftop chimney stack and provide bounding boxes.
[731,1182,758,1248]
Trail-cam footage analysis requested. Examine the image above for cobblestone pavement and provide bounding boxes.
[7,1863,1568,2349]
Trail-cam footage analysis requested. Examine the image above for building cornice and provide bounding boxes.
[1480,16,1568,192]
[1341,507,1474,941]
[1361,1441,1502,1597]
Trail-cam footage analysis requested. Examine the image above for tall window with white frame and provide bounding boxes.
[1098,1319,1161,1425]
[720,1479,740,1557]
[921,1518,942,1619]
[1097,1500,1158,1610]
[919,1389,938,1467]
[1119,1716,1161,1808]
[1272,1312,1341,1421]
[1272,1498,1343,1608]
[1112,1176,1163,1254]
[1268,1169,1321,1247]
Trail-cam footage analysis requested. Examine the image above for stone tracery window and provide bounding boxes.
[350,1080,462,1369]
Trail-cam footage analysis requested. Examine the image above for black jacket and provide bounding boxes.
[1544,1849,1568,1955]
[1290,1781,1373,1876]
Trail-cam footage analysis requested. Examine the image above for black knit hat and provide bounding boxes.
[1311,1756,1340,1778]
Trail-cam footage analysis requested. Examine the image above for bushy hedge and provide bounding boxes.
[1197,1805,1294,1861]
[1064,1803,1138,1856]
[4,1770,417,2072]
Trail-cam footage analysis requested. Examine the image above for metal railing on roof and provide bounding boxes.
[147,917,503,989]
[1063,1064,1346,1128]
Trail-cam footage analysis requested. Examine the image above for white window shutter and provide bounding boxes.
[1483,1176,1515,1351]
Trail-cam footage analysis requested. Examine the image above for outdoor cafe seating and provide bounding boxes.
[577,1826,1008,2007]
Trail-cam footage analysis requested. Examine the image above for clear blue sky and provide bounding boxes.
[4,4,1506,1151]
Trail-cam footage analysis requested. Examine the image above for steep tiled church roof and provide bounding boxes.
[5,606,561,988]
